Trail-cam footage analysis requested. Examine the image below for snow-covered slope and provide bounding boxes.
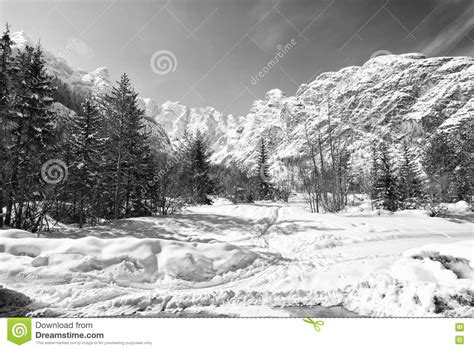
[11,31,111,96]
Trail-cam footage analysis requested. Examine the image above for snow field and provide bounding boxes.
[0,198,472,317]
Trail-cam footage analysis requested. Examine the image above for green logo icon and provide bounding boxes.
[455,335,464,345]
[303,318,324,332]
[7,318,32,345]
[456,323,464,332]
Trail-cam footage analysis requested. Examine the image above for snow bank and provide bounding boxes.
[403,240,474,270]
[390,258,458,284]
[344,240,474,317]
[343,203,437,217]
[0,229,36,239]
[443,201,472,214]
[0,230,264,285]
[343,200,471,217]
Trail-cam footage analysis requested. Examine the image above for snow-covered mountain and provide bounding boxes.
[11,31,111,96]
[153,53,472,180]
[221,53,473,177]
[11,31,473,178]
[154,101,242,153]
[11,30,170,149]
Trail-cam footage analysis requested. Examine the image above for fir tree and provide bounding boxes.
[182,130,214,205]
[6,44,57,229]
[102,73,153,218]
[255,138,273,200]
[369,145,380,203]
[422,133,456,202]
[124,105,153,216]
[398,143,423,205]
[70,97,106,227]
[451,120,473,202]
[372,143,399,211]
[0,24,15,227]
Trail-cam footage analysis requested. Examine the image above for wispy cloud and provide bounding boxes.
[422,2,474,56]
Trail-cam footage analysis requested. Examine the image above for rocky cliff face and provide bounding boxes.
[271,53,473,176]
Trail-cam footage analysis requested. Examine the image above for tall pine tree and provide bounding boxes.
[422,133,456,202]
[5,44,57,230]
[102,73,153,218]
[0,24,16,227]
[255,138,273,200]
[70,97,106,227]
[372,142,399,211]
[398,143,424,206]
[182,130,214,205]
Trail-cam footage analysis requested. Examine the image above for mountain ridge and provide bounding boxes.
[10,31,473,180]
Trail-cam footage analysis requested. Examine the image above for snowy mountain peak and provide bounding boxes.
[10,30,33,49]
[264,89,287,107]
[88,66,109,78]
[81,67,111,95]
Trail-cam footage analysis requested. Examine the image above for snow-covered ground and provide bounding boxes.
[0,196,472,317]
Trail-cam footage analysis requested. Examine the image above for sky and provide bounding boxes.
[1,0,473,116]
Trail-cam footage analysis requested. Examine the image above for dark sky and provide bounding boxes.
[1,0,473,116]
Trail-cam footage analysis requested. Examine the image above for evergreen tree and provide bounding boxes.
[398,143,423,206]
[372,143,399,211]
[70,97,106,227]
[423,124,473,203]
[255,138,273,200]
[0,24,16,227]
[5,44,57,230]
[212,164,255,203]
[182,130,214,204]
[422,133,456,202]
[451,120,473,202]
[369,145,380,203]
[124,105,153,216]
[102,73,153,218]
